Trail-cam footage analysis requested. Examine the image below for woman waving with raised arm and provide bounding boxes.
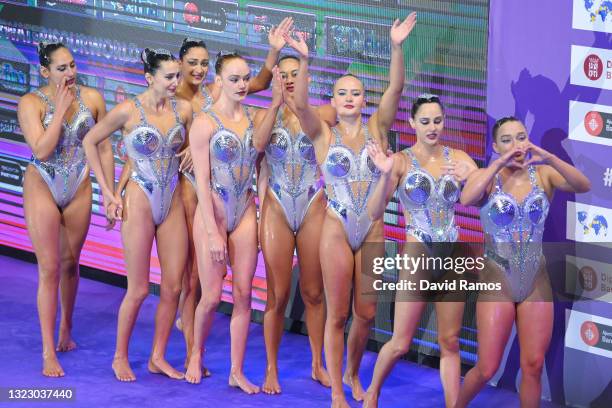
[285,13,416,407]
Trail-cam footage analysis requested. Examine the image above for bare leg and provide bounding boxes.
[112,182,156,382]
[23,167,63,377]
[147,190,188,380]
[516,298,553,407]
[343,224,383,402]
[261,191,296,394]
[296,195,329,387]
[179,178,205,375]
[185,205,227,384]
[454,301,516,408]
[320,215,354,408]
[435,301,465,407]
[56,179,92,353]
[227,205,260,394]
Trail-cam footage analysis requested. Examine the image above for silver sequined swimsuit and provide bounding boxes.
[265,111,323,232]
[321,126,380,251]
[480,166,550,302]
[208,108,257,232]
[124,98,185,225]
[182,86,213,188]
[398,147,461,246]
[30,87,94,209]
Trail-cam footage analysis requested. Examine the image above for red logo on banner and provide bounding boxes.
[584,111,604,136]
[184,2,201,25]
[578,266,598,291]
[114,86,126,104]
[580,321,600,346]
[584,54,603,81]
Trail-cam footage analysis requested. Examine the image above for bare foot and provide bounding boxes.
[112,356,135,382]
[363,390,379,408]
[185,353,202,384]
[56,329,76,352]
[148,357,184,380]
[184,357,211,378]
[229,371,260,394]
[175,317,182,332]
[311,365,331,387]
[343,372,365,401]
[331,393,350,408]
[42,353,65,377]
[262,368,281,395]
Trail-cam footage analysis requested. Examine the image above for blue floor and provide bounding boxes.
[0,254,562,407]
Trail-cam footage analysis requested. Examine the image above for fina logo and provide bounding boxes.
[580,321,600,347]
[584,53,604,80]
[577,211,609,237]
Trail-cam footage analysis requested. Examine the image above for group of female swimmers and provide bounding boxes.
[17,12,591,408]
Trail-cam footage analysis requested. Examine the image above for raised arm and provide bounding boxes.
[460,147,523,206]
[284,32,322,140]
[375,13,417,136]
[190,114,226,263]
[253,67,284,152]
[526,143,591,194]
[366,140,401,220]
[17,78,74,161]
[249,17,293,93]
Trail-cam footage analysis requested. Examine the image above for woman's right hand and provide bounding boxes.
[54,77,75,116]
[103,192,123,229]
[495,146,526,170]
[283,31,309,58]
[367,139,394,175]
[208,231,227,264]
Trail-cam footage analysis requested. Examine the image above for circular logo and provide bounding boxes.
[183,3,200,25]
[115,86,126,104]
[580,321,600,346]
[578,266,598,291]
[584,54,603,81]
[584,111,604,136]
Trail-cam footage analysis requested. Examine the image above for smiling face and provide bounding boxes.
[331,75,365,117]
[409,102,445,146]
[146,60,181,97]
[216,57,251,102]
[493,119,529,164]
[180,46,209,86]
[40,47,77,89]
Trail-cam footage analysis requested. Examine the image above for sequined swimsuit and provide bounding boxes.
[480,166,550,302]
[321,126,380,251]
[265,111,323,232]
[124,98,185,225]
[398,147,461,246]
[208,108,257,232]
[30,87,94,209]
[182,86,213,188]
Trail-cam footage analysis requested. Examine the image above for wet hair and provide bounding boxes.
[278,55,300,65]
[38,41,68,68]
[411,93,445,118]
[333,73,363,92]
[140,48,176,75]
[492,116,521,141]
[179,37,207,60]
[214,51,245,74]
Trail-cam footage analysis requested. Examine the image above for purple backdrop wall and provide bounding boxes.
[487,1,612,406]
